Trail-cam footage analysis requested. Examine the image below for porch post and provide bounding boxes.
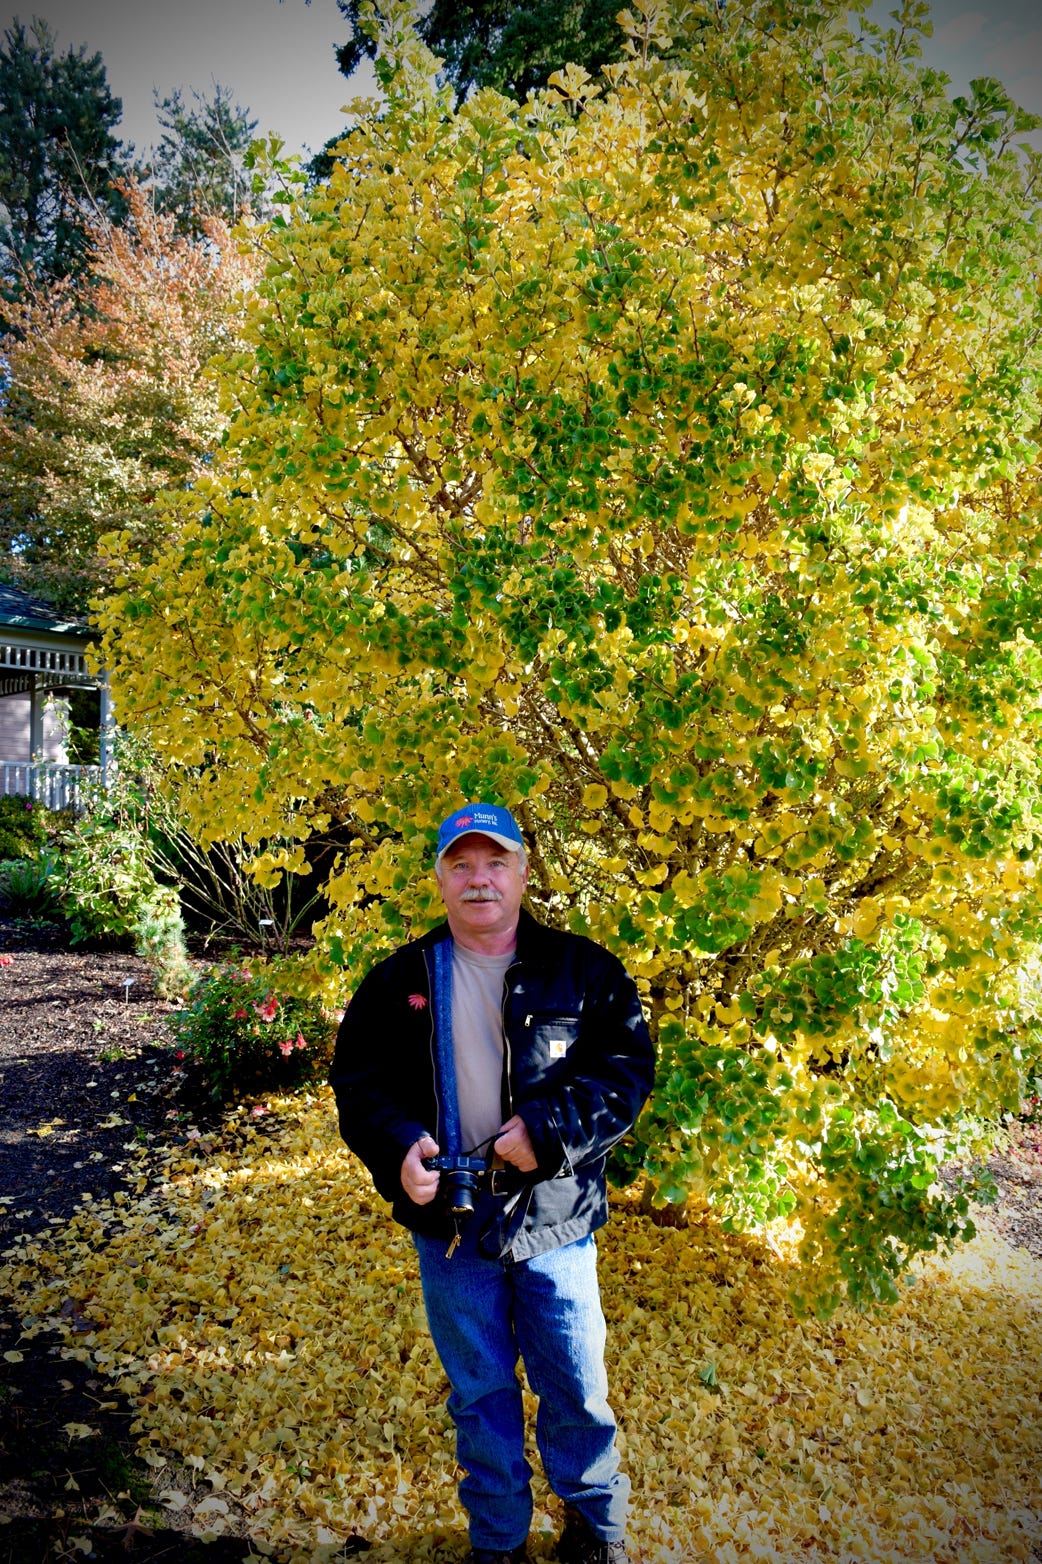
[99,674,114,788]
[29,674,44,760]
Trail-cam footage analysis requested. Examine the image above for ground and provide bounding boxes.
[1,912,1040,1563]
[0,915,265,1563]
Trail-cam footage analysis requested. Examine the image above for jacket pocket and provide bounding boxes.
[524,1013,580,1079]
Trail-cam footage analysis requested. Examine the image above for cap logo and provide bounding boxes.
[455,814,473,828]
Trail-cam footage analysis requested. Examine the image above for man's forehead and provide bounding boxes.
[441,832,509,859]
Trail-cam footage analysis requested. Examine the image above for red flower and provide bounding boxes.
[407,993,427,1010]
[254,995,279,1022]
[0,954,13,968]
[175,1049,185,1061]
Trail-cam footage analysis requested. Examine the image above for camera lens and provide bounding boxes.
[445,1168,478,1218]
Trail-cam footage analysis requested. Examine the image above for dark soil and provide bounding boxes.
[1,912,1039,1564]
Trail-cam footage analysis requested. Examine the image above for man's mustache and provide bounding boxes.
[460,888,504,903]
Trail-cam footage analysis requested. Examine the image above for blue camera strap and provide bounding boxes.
[430,935,461,1158]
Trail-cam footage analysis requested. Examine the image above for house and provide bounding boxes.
[0,582,110,811]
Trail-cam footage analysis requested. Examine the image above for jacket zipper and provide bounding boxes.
[501,957,522,1121]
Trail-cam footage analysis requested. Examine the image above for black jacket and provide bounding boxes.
[330,907,655,1260]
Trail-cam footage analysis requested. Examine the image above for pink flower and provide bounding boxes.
[278,1038,294,1057]
[294,1032,307,1050]
[0,954,13,968]
[254,995,279,1022]
[407,993,427,1010]
[233,1008,247,1019]
[250,1104,268,1117]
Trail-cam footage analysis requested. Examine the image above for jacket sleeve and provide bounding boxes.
[328,959,431,1205]
[518,944,655,1181]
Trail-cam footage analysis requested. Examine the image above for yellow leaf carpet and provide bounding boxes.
[1,1091,1039,1563]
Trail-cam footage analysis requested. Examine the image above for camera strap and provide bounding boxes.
[431,935,464,1257]
[430,934,462,1158]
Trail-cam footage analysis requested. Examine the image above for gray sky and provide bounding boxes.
[3,0,1041,163]
[896,0,1042,123]
[1,0,370,161]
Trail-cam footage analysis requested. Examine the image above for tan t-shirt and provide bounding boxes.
[451,942,515,1157]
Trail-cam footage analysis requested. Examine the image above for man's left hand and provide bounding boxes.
[494,1114,538,1172]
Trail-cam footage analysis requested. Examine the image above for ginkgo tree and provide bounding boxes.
[100,0,1042,1309]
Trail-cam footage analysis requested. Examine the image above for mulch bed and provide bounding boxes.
[1,911,1040,1563]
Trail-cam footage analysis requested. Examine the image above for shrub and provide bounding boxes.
[0,796,50,861]
[1,853,61,917]
[133,885,193,1001]
[60,816,158,947]
[96,2,1042,1309]
[169,962,334,1100]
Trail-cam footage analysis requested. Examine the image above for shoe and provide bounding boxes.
[466,1547,529,1564]
[557,1505,631,1564]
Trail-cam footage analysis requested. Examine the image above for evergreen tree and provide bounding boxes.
[149,83,259,234]
[0,16,128,286]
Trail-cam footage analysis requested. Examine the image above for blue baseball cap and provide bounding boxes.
[436,802,525,865]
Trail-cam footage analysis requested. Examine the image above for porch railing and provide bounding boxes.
[0,762,103,813]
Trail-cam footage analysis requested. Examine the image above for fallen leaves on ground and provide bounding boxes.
[1,1090,1040,1563]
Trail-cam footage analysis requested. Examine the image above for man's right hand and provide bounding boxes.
[401,1134,440,1204]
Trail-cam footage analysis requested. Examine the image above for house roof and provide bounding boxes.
[0,582,88,638]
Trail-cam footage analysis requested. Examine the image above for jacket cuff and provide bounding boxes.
[370,1120,431,1203]
[520,1099,572,1179]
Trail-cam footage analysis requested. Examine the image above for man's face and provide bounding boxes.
[438,833,528,950]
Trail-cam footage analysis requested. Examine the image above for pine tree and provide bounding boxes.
[0,16,128,287]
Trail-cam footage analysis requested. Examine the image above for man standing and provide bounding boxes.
[330,803,654,1564]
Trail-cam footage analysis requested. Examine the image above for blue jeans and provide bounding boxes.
[414,1224,630,1552]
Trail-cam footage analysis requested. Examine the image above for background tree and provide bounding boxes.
[100,0,1042,1311]
[335,0,627,100]
[0,182,258,609]
[148,83,259,233]
[309,0,688,178]
[0,16,128,287]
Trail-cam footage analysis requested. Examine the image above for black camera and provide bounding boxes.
[421,1154,488,1218]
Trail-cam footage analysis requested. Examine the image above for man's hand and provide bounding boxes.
[494,1115,538,1172]
[402,1134,440,1204]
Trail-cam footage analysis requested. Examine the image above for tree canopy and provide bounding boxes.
[0,185,258,609]
[0,16,128,286]
[100,0,1042,1310]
